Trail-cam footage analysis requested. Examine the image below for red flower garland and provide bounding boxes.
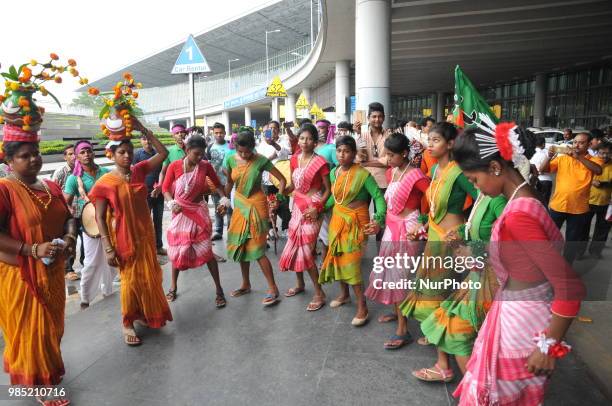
[494,122,516,161]
[548,342,571,359]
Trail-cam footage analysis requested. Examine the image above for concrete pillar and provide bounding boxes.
[299,88,311,119]
[436,91,445,122]
[355,0,391,124]
[221,111,230,133]
[244,106,252,127]
[169,120,175,131]
[533,74,546,127]
[286,93,297,123]
[335,60,350,123]
[271,98,280,122]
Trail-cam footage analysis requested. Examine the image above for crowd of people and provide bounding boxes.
[0,101,610,405]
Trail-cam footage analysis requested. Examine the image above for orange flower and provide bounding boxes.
[23,115,32,125]
[0,95,5,102]
[114,89,121,99]
[133,92,139,99]
[88,87,100,96]
[119,109,128,116]
[50,53,59,60]
[54,76,62,83]
[18,97,30,107]
[123,72,132,80]
[67,59,77,67]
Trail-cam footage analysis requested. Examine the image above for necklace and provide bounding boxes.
[333,165,352,205]
[12,176,52,210]
[392,164,409,183]
[464,193,485,240]
[508,180,528,203]
[114,169,131,183]
[295,152,314,190]
[429,162,452,218]
[182,159,198,194]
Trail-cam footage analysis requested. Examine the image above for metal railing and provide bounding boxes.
[138,39,313,117]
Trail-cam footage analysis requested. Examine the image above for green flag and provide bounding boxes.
[453,65,498,128]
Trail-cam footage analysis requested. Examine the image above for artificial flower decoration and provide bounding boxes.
[1,53,89,137]
[86,72,143,141]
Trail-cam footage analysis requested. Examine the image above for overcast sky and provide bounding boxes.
[1,0,274,108]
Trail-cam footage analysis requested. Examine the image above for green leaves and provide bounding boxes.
[98,103,110,119]
[1,65,19,81]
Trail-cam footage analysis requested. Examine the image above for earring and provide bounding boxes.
[495,171,501,176]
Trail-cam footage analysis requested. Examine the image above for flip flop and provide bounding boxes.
[216,293,227,308]
[231,288,251,297]
[377,313,398,323]
[330,298,351,308]
[384,333,413,350]
[284,287,305,297]
[123,328,142,346]
[262,293,280,306]
[307,300,325,311]
[417,337,430,346]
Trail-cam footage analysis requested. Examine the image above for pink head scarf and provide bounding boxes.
[72,140,93,177]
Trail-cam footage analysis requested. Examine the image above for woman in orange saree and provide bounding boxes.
[90,120,172,346]
[0,137,76,406]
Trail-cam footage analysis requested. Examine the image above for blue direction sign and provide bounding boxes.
[171,35,211,74]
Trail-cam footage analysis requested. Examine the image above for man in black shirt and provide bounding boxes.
[133,134,167,255]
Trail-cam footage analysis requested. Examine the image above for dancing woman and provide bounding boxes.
[452,121,586,405]
[90,119,172,346]
[0,136,76,406]
[319,136,386,326]
[225,129,287,306]
[399,123,477,333]
[414,189,506,381]
[279,123,331,311]
[162,135,229,307]
[364,133,429,348]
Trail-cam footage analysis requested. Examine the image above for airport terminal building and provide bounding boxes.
[89,0,612,132]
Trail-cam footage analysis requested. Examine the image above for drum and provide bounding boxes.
[81,201,100,238]
[270,159,291,189]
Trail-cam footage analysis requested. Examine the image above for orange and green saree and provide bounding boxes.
[225,154,274,262]
[319,164,386,286]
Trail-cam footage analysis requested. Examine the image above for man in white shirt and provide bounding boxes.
[530,135,554,205]
[257,120,291,237]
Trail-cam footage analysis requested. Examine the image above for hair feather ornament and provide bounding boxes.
[472,112,528,170]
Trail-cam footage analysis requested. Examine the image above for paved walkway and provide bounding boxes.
[0,209,609,406]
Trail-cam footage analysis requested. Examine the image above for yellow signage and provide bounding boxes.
[492,104,502,119]
[295,92,310,110]
[266,76,287,98]
[422,108,432,117]
[310,103,325,120]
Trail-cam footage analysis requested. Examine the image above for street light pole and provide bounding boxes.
[310,0,314,49]
[265,29,281,81]
[228,58,239,94]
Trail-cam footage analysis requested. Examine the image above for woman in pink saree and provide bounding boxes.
[279,124,331,311]
[162,135,230,308]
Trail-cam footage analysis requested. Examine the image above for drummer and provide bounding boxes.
[257,120,291,238]
[63,140,116,309]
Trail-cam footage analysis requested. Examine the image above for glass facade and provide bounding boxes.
[391,63,612,129]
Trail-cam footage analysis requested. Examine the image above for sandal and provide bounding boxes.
[330,297,351,308]
[216,293,227,308]
[384,333,413,350]
[262,292,280,307]
[123,328,142,346]
[412,363,454,382]
[230,287,251,297]
[284,287,305,297]
[166,289,177,302]
[377,313,398,323]
[214,253,227,263]
[417,337,430,346]
[64,271,80,281]
[307,298,325,311]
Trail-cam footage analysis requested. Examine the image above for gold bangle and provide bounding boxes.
[31,243,39,259]
[105,246,115,254]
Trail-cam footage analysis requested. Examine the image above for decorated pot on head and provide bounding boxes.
[1,53,89,143]
[92,72,142,142]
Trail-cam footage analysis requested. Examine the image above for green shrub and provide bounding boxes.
[39,133,174,155]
